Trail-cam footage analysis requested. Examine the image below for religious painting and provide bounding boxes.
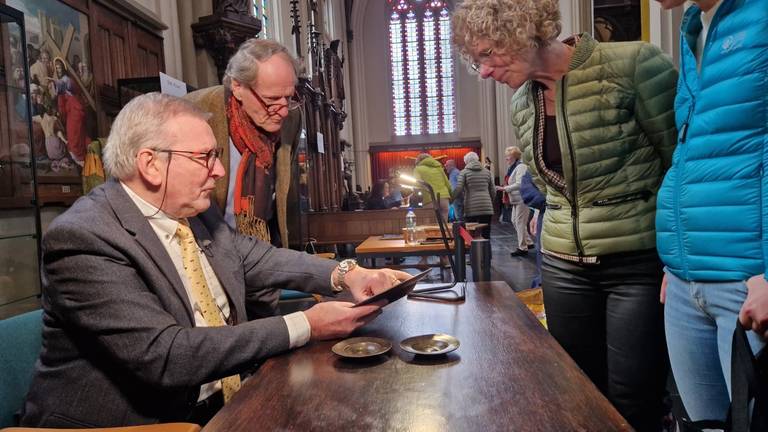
[8,0,97,181]
[593,0,645,42]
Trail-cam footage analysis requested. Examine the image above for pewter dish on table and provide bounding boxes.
[399,333,460,356]
[332,337,392,358]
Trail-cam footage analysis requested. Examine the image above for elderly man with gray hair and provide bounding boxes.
[185,38,302,248]
[20,92,409,428]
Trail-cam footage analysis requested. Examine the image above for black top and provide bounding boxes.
[543,115,563,175]
[365,197,388,210]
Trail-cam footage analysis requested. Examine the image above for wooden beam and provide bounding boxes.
[60,25,75,59]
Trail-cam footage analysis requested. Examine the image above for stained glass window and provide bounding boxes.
[388,0,455,136]
[252,0,270,39]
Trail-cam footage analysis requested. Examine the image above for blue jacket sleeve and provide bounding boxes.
[520,172,545,211]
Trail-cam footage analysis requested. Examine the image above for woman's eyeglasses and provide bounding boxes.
[470,48,495,72]
[248,86,304,115]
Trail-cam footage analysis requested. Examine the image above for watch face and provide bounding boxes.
[340,259,356,273]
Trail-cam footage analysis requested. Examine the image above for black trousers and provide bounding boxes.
[542,249,668,432]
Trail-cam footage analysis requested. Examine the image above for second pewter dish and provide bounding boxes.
[399,333,460,356]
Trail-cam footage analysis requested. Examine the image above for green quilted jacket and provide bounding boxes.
[510,33,677,258]
[414,156,452,204]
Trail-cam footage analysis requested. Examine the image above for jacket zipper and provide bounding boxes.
[531,86,569,198]
[675,14,699,280]
[559,77,585,258]
[677,107,694,279]
[592,190,652,206]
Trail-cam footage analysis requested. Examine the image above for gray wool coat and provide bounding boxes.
[453,160,495,217]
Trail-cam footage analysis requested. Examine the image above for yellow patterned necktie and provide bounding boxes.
[176,219,241,403]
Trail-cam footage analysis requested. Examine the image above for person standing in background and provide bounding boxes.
[452,1,677,430]
[413,153,452,221]
[185,39,302,247]
[498,146,533,257]
[653,0,767,429]
[445,159,463,221]
[452,152,494,240]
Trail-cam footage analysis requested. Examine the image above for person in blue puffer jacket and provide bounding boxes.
[654,0,768,426]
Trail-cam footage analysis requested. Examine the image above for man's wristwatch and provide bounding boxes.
[332,259,358,293]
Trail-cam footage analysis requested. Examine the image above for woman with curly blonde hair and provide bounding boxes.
[453,1,678,430]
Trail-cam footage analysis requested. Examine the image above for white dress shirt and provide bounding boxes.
[696,0,723,70]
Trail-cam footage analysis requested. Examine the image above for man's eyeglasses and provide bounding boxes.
[470,48,495,72]
[154,147,223,172]
[247,86,304,115]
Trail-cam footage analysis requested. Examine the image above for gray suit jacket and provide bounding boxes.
[21,179,336,428]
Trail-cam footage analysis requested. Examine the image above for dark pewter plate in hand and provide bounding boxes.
[332,337,393,358]
[399,333,460,356]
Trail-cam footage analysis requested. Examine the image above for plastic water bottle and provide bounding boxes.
[405,208,418,245]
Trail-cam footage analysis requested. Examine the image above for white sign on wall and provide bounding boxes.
[317,132,325,154]
[160,72,187,97]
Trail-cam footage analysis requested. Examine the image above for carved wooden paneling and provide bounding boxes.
[132,26,163,77]
[91,3,129,95]
[191,3,261,83]
[88,1,165,135]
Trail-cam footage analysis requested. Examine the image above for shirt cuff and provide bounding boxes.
[284,312,311,349]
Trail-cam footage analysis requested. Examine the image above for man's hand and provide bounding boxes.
[739,274,768,338]
[660,273,668,304]
[528,217,538,237]
[342,267,412,303]
[303,301,383,341]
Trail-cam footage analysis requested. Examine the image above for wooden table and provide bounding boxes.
[354,235,454,269]
[203,282,630,432]
[419,222,487,239]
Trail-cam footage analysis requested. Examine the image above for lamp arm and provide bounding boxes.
[408,183,466,301]
[399,176,460,286]
[425,186,456,280]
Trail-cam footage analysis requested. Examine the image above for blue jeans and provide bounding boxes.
[664,270,766,422]
[453,201,463,222]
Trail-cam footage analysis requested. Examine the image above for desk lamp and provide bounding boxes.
[398,173,466,301]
